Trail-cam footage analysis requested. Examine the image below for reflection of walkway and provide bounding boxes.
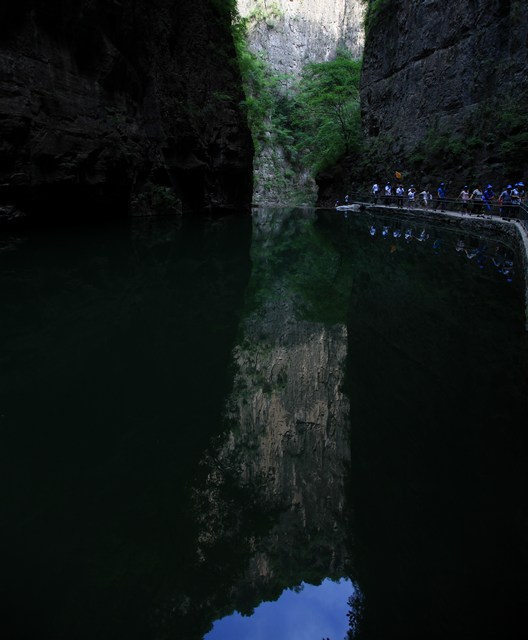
[337,200,520,222]
[338,201,528,328]
[336,200,528,259]
[366,220,516,282]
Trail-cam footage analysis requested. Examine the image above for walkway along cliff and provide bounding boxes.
[318,0,528,203]
[0,1,253,219]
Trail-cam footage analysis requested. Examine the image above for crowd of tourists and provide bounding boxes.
[338,180,527,218]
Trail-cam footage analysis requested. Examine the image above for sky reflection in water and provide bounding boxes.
[205,578,353,640]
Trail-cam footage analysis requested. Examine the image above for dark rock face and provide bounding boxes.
[0,1,253,217]
[359,0,528,188]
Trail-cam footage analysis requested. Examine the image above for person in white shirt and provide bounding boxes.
[407,185,416,208]
[458,186,470,214]
[371,182,380,205]
[384,182,392,206]
[418,189,430,208]
[470,185,483,215]
[395,184,405,208]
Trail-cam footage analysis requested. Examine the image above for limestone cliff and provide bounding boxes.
[0,1,253,218]
[237,0,365,205]
[359,0,528,188]
[238,0,364,79]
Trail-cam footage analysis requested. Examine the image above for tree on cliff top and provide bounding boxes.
[294,51,362,174]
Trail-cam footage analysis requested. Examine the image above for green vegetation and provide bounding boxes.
[244,0,284,28]
[403,95,528,181]
[407,127,467,171]
[295,51,362,174]
[245,209,354,324]
[494,100,528,172]
[364,0,392,35]
[231,7,363,194]
[131,181,182,215]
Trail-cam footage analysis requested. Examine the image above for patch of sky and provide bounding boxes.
[205,577,355,640]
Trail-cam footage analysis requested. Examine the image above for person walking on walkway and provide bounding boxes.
[518,182,525,205]
[512,183,522,217]
[434,182,447,211]
[418,188,430,208]
[498,185,513,217]
[396,183,405,208]
[407,185,416,208]
[470,185,483,215]
[482,184,494,214]
[371,182,380,204]
[458,186,470,214]
[384,182,392,206]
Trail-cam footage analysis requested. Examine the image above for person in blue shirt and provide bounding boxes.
[482,184,494,213]
[434,182,447,211]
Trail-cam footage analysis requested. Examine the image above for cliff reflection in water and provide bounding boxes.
[1,207,526,640]
[197,205,528,639]
[194,207,354,634]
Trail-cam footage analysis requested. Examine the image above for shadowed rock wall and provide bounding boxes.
[360,0,528,186]
[0,1,253,218]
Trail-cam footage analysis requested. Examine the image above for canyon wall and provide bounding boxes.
[359,0,528,190]
[237,0,365,205]
[0,1,253,218]
[238,0,364,79]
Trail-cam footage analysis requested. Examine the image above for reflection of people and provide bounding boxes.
[503,259,514,281]
[493,246,505,270]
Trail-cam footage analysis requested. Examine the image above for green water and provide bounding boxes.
[0,208,526,639]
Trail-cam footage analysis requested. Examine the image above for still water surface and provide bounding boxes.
[0,207,527,639]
